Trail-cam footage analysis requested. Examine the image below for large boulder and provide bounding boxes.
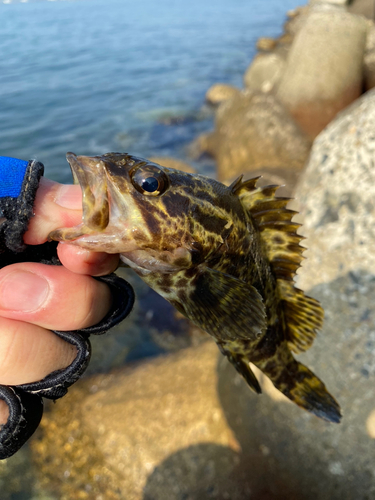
[207,90,311,182]
[277,10,368,138]
[30,342,246,500]
[294,87,375,290]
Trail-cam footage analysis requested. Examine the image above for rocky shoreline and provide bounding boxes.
[2,1,375,499]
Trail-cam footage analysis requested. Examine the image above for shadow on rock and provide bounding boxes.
[143,442,302,500]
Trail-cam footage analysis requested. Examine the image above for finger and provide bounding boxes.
[0,317,76,386]
[0,263,112,331]
[0,400,9,425]
[57,243,120,276]
[24,178,83,245]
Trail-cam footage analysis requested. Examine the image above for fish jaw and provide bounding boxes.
[49,152,148,254]
[66,152,110,232]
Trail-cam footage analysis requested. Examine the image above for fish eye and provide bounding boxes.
[131,164,169,196]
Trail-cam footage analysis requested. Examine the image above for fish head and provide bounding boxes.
[50,152,238,274]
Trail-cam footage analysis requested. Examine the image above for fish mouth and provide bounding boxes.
[66,152,110,231]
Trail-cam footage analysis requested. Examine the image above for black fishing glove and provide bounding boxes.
[0,157,134,459]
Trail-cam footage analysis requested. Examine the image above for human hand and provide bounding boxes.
[0,177,120,425]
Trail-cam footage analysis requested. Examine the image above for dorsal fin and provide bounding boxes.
[232,177,323,353]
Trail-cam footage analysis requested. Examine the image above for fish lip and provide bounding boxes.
[66,151,110,191]
[66,151,97,186]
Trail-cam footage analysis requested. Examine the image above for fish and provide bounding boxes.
[49,152,341,423]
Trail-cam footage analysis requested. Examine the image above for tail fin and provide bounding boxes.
[272,360,341,423]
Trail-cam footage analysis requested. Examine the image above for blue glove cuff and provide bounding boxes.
[0,156,29,198]
[0,157,44,253]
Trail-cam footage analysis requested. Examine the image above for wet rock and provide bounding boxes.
[148,156,196,173]
[277,10,368,138]
[243,53,285,93]
[205,84,240,107]
[207,91,311,181]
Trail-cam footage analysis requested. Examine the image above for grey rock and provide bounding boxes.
[294,87,375,291]
[243,53,285,93]
[277,10,368,138]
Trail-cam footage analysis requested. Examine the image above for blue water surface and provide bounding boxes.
[0,0,304,183]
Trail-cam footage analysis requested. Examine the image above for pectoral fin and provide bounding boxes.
[182,267,266,343]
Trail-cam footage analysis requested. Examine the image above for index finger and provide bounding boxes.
[23,177,82,245]
[23,178,120,275]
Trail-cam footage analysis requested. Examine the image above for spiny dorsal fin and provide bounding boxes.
[232,178,303,281]
[233,177,323,353]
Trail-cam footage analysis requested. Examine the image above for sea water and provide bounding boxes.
[0,0,303,183]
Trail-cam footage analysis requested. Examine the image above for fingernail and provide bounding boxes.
[0,271,49,311]
[55,185,82,209]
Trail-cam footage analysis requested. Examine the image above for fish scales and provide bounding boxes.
[50,152,341,423]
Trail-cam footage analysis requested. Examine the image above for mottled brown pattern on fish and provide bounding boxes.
[50,152,341,423]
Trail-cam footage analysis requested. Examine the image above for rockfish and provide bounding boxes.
[50,152,341,423]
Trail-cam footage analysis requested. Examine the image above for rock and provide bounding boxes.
[243,53,285,93]
[286,7,307,19]
[348,0,375,19]
[277,11,368,138]
[256,37,277,52]
[364,25,375,90]
[283,7,310,36]
[30,342,246,500]
[187,131,216,160]
[205,83,240,107]
[148,156,196,173]
[207,90,311,181]
[309,0,348,6]
[293,87,375,291]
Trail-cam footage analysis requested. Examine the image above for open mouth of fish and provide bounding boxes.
[66,151,111,232]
